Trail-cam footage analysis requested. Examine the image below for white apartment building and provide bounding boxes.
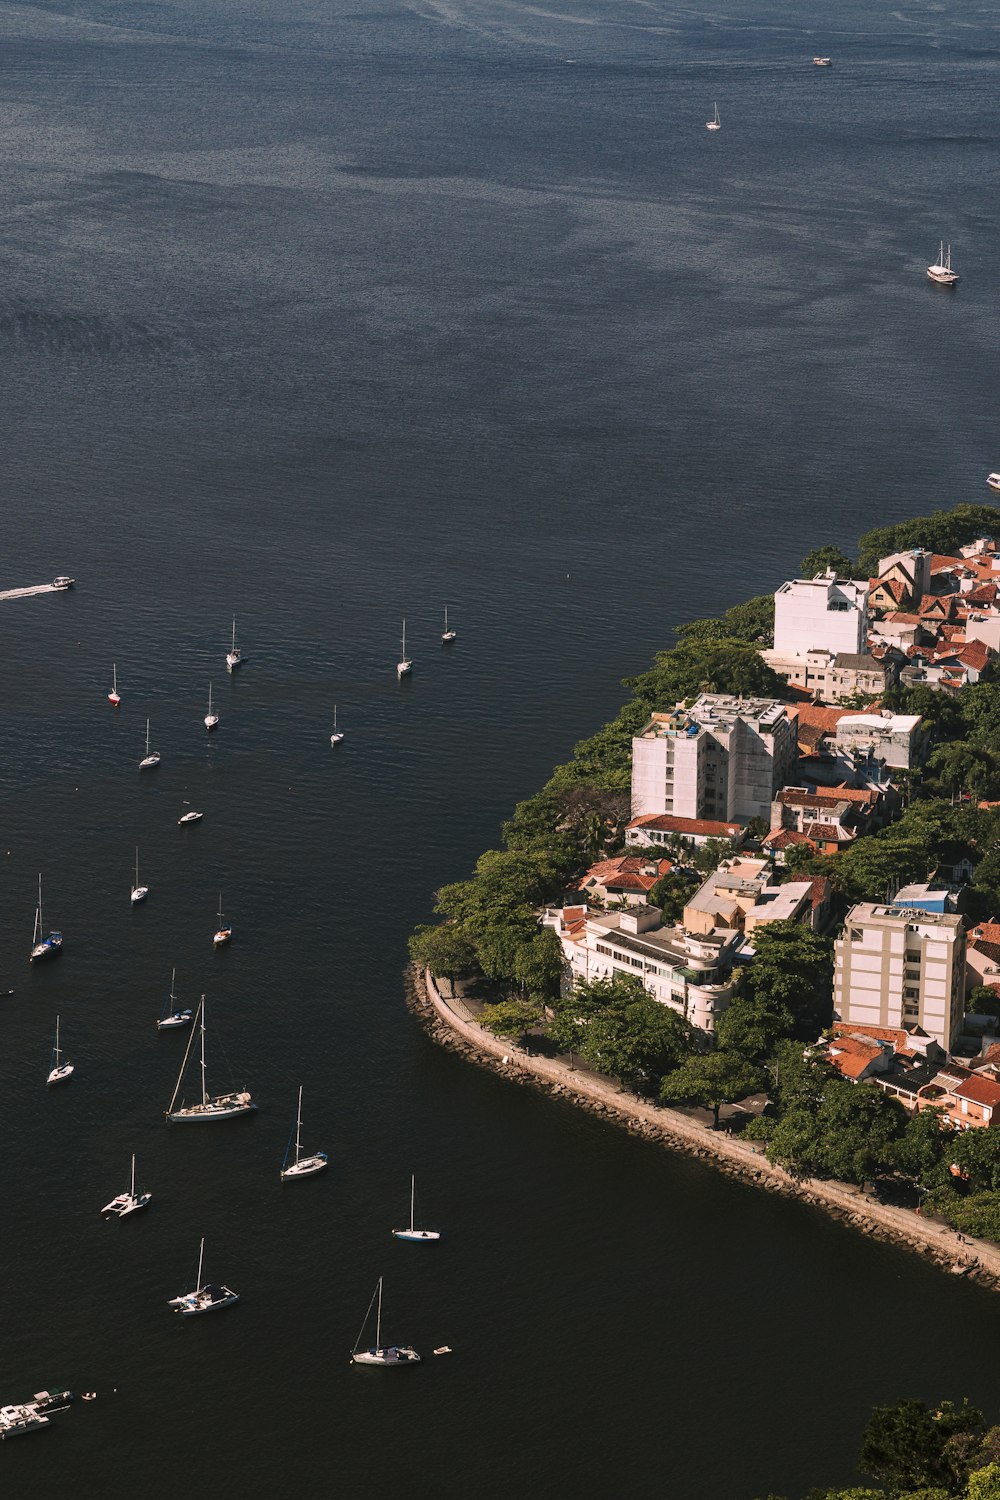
[832,711,925,770]
[773,572,869,657]
[543,903,741,1034]
[631,695,798,825]
[834,903,966,1053]
[760,648,889,702]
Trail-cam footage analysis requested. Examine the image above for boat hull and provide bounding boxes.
[103,1192,152,1218]
[139,754,161,770]
[352,1346,421,1366]
[171,1286,240,1316]
[281,1154,328,1180]
[166,1096,256,1123]
[46,1065,74,1086]
[213,929,232,947]
[131,887,149,904]
[392,1229,441,1242]
[157,1011,193,1030]
[177,812,203,825]
[30,937,62,962]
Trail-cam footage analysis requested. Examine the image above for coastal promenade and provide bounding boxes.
[412,965,1000,1291]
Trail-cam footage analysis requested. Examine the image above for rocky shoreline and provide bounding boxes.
[406,963,1000,1292]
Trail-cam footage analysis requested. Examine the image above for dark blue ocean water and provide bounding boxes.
[1,0,999,1495]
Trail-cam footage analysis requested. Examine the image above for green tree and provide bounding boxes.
[743,921,834,1028]
[660,1051,763,1126]
[968,985,1000,1021]
[715,993,795,1060]
[676,594,776,647]
[927,742,999,800]
[813,1080,906,1186]
[858,1398,984,1495]
[801,544,857,579]
[856,502,1000,575]
[571,986,691,1087]
[893,1106,950,1184]
[512,929,563,998]
[408,922,479,989]
[770,1039,836,1113]
[625,638,784,711]
[968,1463,1000,1500]
[478,998,543,1044]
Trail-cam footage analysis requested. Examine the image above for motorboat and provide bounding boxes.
[392,1174,440,1242]
[131,846,149,904]
[102,1154,152,1218]
[987,473,1000,493]
[280,1086,329,1180]
[46,1016,74,1086]
[52,576,74,590]
[927,242,959,286]
[351,1278,421,1366]
[165,997,255,1122]
[706,102,721,131]
[177,808,204,825]
[169,1238,239,1316]
[812,56,831,65]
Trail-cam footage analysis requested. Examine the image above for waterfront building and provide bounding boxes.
[760,647,890,702]
[543,902,741,1034]
[773,572,869,657]
[625,814,745,851]
[573,855,673,907]
[834,903,966,1054]
[630,695,798,825]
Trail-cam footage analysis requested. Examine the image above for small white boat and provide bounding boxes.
[204,682,219,732]
[351,1277,421,1367]
[131,846,149,904]
[987,473,1000,493]
[226,616,243,672]
[812,56,832,66]
[108,663,121,707]
[441,606,456,643]
[157,967,193,1030]
[29,874,62,963]
[392,1174,440,1242]
[927,242,959,286]
[213,893,232,948]
[102,1154,152,1218]
[397,619,412,678]
[177,807,204,825]
[165,997,255,1122]
[706,102,721,131]
[330,704,345,746]
[46,1015,73,1086]
[139,718,161,771]
[168,1238,239,1316]
[52,576,74,590]
[280,1086,328,1181]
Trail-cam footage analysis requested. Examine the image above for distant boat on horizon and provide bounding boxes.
[812,56,832,66]
[706,102,721,131]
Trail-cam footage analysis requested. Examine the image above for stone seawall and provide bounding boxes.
[405,964,1000,1292]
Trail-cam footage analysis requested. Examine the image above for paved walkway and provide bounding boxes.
[420,968,1000,1287]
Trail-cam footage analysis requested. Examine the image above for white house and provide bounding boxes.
[773,572,869,657]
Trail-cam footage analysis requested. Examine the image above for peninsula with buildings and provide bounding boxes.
[410,502,1000,1260]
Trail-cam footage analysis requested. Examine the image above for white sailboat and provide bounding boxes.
[131,846,149,904]
[706,102,721,131]
[280,1086,328,1180]
[29,874,63,962]
[139,718,161,770]
[165,997,255,1122]
[226,616,243,672]
[927,242,959,286]
[157,967,193,1030]
[351,1277,421,1366]
[108,663,121,707]
[392,1174,440,1242]
[396,619,412,678]
[204,683,219,732]
[168,1237,239,1316]
[330,705,345,746]
[441,606,456,643]
[102,1154,152,1218]
[213,893,232,948]
[46,1016,73,1086]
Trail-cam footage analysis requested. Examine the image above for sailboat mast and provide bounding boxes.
[402,620,406,659]
[196,1237,205,1291]
[200,1002,208,1108]
[54,1015,60,1063]
[38,873,43,935]
[410,1175,415,1233]
[376,1277,382,1347]
[130,1154,136,1197]
[170,966,177,1004]
[295,1085,303,1165]
[167,997,200,1115]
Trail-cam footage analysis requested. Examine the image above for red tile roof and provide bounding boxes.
[827,1035,884,1080]
[954,1076,1000,1111]
[627,815,742,838]
[957,641,993,672]
[762,828,815,851]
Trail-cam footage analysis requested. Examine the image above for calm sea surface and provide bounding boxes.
[2,0,999,1494]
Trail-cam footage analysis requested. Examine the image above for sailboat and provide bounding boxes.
[213,894,232,948]
[226,616,243,672]
[351,1278,421,1366]
[204,683,219,732]
[29,874,63,962]
[706,102,721,131]
[157,967,193,1030]
[280,1086,328,1181]
[927,242,959,286]
[168,1238,239,1316]
[131,846,149,904]
[392,1175,440,1242]
[139,718,161,770]
[165,997,255,1122]
[330,705,345,746]
[396,619,412,678]
[108,664,121,707]
[102,1154,152,1218]
[46,1016,73,1086]
[441,606,456,644]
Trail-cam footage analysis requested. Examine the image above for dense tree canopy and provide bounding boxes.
[856,502,1000,576]
[659,1051,762,1125]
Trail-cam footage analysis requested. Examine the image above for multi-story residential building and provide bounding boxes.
[681,856,822,936]
[834,902,966,1053]
[831,710,926,769]
[760,648,890,702]
[625,814,746,851]
[543,903,741,1034]
[630,695,798,825]
[773,572,870,657]
[873,549,933,608]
